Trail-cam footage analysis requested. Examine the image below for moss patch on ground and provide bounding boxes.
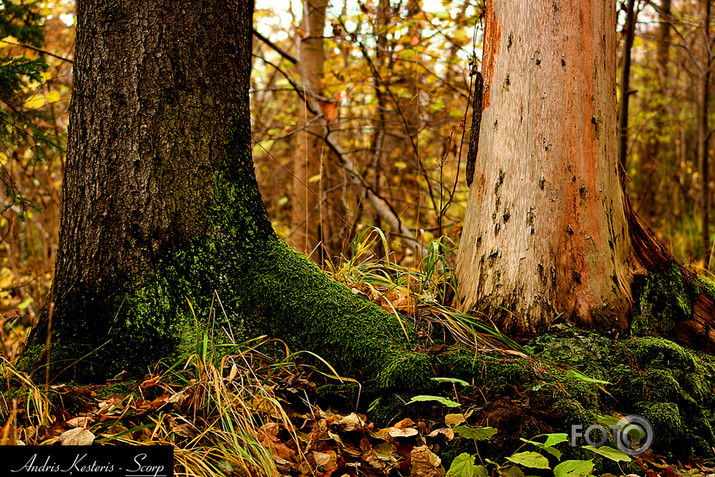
[441,330,715,459]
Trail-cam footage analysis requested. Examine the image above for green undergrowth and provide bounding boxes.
[631,263,715,339]
[439,330,715,460]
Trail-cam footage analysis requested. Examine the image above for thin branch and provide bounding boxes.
[252,28,298,64]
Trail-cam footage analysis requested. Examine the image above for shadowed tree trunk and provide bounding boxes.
[699,0,712,268]
[24,0,429,387]
[455,0,715,350]
[618,0,636,169]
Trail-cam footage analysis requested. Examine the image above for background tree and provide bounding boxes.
[290,0,347,262]
[0,1,71,323]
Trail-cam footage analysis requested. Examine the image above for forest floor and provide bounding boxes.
[2,321,715,477]
[2,237,715,476]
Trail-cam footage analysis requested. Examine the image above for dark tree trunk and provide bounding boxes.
[699,0,712,268]
[24,0,426,387]
[618,0,636,169]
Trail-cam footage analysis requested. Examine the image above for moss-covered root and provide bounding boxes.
[236,236,433,391]
[631,264,715,352]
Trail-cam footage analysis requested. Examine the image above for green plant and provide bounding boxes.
[446,431,633,477]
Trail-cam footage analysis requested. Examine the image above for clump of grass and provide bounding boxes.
[0,318,312,476]
[326,226,527,353]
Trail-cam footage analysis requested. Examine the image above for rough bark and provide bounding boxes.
[456,0,633,332]
[456,0,715,352]
[24,0,429,386]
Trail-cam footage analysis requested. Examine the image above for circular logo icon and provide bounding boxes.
[613,415,654,456]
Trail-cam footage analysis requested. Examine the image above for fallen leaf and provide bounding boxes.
[410,445,443,476]
[140,375,161,388]
[66,416,94,428]
[428,427,454,440]
[59,427,95,446]
[389,426,418,438]
[313,450,337,469]
[339,412,364,431]
[445,413,466,427]
[394,418,415,429]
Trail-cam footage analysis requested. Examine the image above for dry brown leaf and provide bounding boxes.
[428,427,455,440]
[313,450,337,469]
[170,422,197,438]
[66,416,94,428]
[140,375,161,388]
[339,412,364,431]
[410,445,443,477]
[327,430,344,446]
[394,417,415,429]
[369,427,391,441]
[388,426,418,438]
[59,427,95,446]
[374,442,397,459]
[260,422,281,438]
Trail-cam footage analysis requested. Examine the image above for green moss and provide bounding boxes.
[629,264,715,337]
[97,381,137,398]
[375,351,433,392]
[634,401,683,446]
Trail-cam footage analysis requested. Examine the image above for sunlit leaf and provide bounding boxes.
[505,451,550,469]
[454,425,497,440]
[554,459,595,477]
[408,395,461,407]
[582,445,631,462]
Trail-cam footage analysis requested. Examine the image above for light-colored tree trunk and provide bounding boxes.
[291,0,346,263]
[455,0,633,332]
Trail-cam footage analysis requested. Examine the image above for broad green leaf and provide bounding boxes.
[46,90,60,103]
[432,377,469,387]
[454,425,497,441]
[565,370,610,385]
[519,438,562,460]
[544,433,569,447]
[408,395,461,407]
[596,415,620,428]
[554,459,595,477]
[446,453,475,477]
[505,451,550,469]
[582,445,631,462]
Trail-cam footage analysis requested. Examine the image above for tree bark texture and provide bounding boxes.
[25,0,427,385]
[455,0,633,332]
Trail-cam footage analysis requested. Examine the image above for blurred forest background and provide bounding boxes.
[0,0,713,358]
